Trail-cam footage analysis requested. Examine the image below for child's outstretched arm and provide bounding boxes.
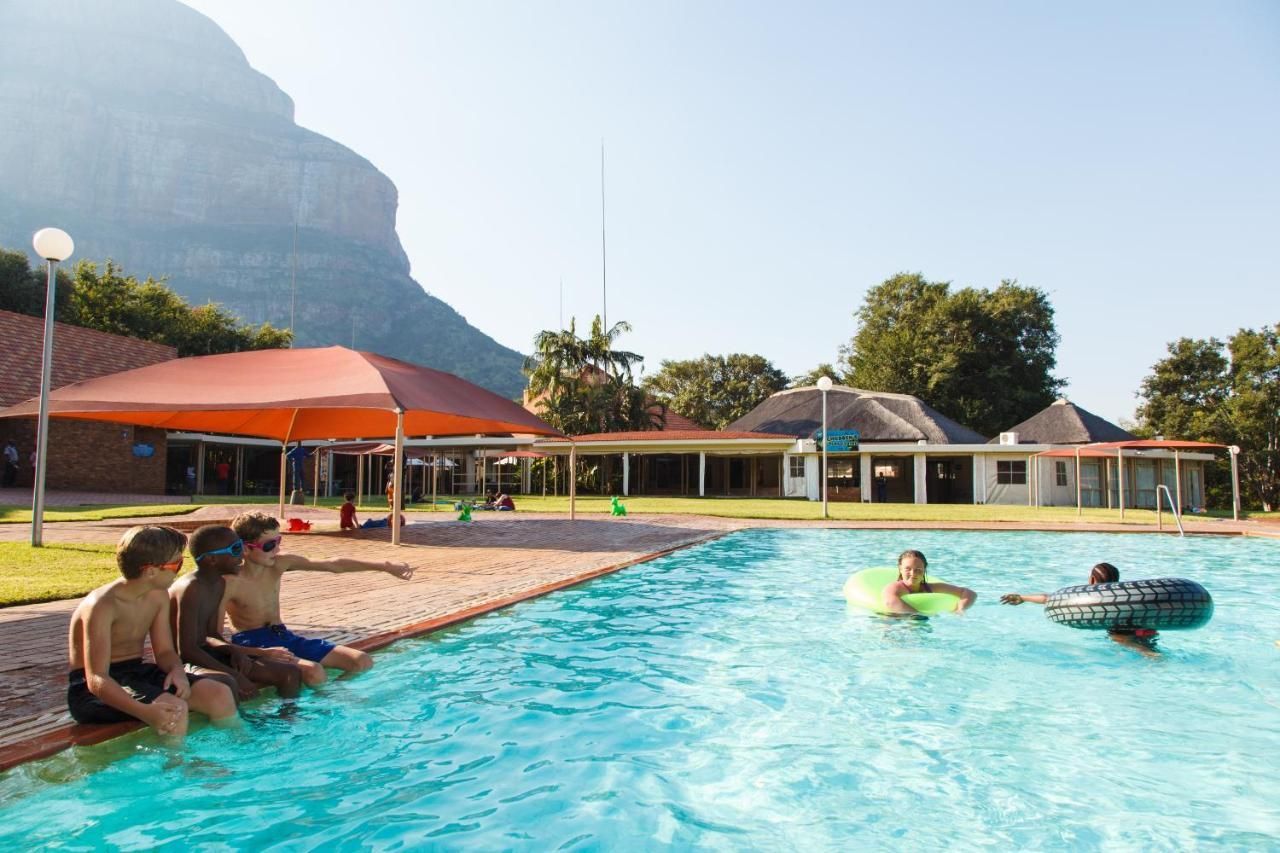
[1000,593,1048,605]
[284,554,413,579]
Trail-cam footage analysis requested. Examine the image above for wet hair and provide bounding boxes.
[189,525,237,564]
[1089,562,1120,584]
[116,525,187,579]
[343,491,355,501]
[231,511,280,543]
[897,549,928,569]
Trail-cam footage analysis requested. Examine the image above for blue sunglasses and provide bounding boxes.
[194,538,244,562]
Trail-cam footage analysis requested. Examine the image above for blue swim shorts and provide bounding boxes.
[231,624,336,663]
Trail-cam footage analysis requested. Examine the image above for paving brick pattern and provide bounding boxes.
[0,505,1274,770]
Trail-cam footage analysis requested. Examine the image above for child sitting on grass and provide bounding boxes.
[67,525,238,736]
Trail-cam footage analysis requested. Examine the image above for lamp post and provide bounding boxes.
[30,228,74,547]
[817,375,832,519]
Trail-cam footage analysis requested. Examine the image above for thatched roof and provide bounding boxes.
[992,399,1135,444]
[726,386,987,443]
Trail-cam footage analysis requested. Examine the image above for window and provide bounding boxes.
[997,460,1027,485]
[788,457,805,478]
[874,462,900,478]
[1055,461,1068,487]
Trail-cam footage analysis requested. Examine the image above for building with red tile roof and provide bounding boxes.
[0,310,176,493]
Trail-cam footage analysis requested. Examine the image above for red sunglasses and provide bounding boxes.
[149,557,184,573]
[245,536,283,553]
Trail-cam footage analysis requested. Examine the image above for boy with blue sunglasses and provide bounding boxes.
[170,525,305,700]
[223,512,414,685]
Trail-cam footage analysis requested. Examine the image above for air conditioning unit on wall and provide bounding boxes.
[998,432,1020,445]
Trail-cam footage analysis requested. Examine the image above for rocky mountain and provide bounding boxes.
[0,0,527,398]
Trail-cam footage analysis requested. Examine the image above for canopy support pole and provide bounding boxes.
[312,445,320,507]
[277,447,288,519]
[278,408,300,519]
[356,452,364,509]
[392,411,405,546]
[569,444,577,520]
[432,452,439,512]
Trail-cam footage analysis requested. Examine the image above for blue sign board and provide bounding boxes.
[813,429,860,452]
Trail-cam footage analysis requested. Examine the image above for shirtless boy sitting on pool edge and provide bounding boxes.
[882,549,977,615]
[67,525,238,736]
[223,512,414,685]
[170,525,304,700]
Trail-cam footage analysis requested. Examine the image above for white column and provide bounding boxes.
[622,453,630,496]
[1230,446,1241,520]
[1174,450,1182,512]
[913,452,926,504]
[1117,448,1125,519]
[860,453,872,502]
[698,452,706,497]
[971,454,981,504]
[569,444,577,519]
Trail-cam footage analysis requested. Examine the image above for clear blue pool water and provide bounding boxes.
[1,529,1278,850]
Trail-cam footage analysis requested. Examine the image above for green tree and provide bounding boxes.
[524,315,657,436]
[0,247,74,319]
[789,362,844,389]
[644,353,788,429]
[838,273,1064,435]
[1138,327,1279,510]
[65,259,292,356]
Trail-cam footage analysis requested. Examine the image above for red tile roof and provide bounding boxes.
[652,408,704,430]
[556,429,796,442]
[0,310,177,407]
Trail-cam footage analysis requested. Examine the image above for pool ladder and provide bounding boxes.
[1155,484,1185,537]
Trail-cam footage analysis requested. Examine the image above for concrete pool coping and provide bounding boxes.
[1,511,1276,772]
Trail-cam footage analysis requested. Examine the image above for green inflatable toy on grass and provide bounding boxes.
[457,503,473,522]
[843,567,960,615]
[610,496,627,517]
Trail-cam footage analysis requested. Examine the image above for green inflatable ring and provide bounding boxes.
[843,567,960,615]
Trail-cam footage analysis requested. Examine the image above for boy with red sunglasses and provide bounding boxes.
[66,525,238,736]
[169,525,305,701]
[223,512,414,685]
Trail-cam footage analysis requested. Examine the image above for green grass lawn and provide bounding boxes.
[431,494,1238,526]
[0,504,200,524]
[0,543,118,606]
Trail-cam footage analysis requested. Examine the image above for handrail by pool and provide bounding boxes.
[1156,483,1185,537]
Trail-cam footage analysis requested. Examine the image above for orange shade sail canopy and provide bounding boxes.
[0,346,562,442]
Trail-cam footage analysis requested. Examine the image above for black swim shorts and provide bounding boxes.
[67,658,213,724]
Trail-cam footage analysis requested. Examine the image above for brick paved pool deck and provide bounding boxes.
[1,507,1276,771]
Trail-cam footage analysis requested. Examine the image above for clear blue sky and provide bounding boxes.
[183,0,1277,425]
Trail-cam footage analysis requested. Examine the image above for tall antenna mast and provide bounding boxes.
[290,196,300,346]
[600,139,607,331]
[559,276,564,329]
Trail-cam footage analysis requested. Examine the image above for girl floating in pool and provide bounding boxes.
[882,549,976,615]
[1001,563,1160,655]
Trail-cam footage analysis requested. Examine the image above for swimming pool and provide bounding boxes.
[1,529,1277,849]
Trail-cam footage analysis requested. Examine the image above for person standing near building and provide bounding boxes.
[2,439,18,487]
[216,458,231,494]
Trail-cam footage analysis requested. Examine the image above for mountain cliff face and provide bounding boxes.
[0,0,526,398]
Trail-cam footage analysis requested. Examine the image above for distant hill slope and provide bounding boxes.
[0,0,526,398]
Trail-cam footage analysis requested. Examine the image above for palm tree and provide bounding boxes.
[523,315,659,434]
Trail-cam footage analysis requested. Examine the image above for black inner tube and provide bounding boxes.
[1044,578,1213,631]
